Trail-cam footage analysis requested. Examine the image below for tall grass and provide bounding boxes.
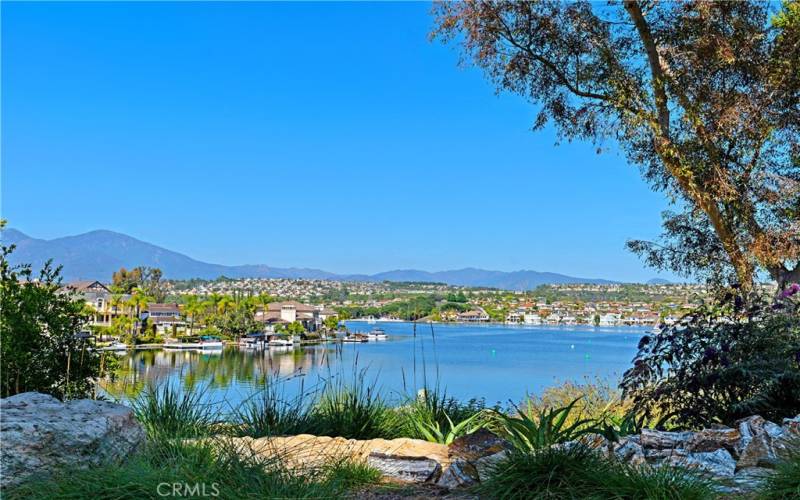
[236,380,315,437]
[476,445,716,500]
[4,439,381,500]
[310,367,401,439]
[132,384,218,439]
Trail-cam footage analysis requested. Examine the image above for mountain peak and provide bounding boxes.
[4,228,621,289]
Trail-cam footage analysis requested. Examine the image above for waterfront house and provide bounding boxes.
[523,313,542,325]
[62,280,131,329]
[143,303,184,334]
[457,308,489,322]
[256,301,333,331]
[598,313,621,326]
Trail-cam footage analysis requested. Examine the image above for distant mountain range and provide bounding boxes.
[1,228,650,290]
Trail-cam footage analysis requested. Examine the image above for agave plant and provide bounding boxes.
[491,398,595,451]
[412,410,486,445]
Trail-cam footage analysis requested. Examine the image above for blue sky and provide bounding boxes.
[2,2,676,282]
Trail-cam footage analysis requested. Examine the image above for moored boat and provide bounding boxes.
[366,328,387,340]
[165,335,224,350]
[268,338,294,347]
[99,341,129,352]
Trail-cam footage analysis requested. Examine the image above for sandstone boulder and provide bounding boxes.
[0,392,145,489]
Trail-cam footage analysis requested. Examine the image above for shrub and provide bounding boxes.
[0,238,98,400]
[522,378,630,426]
[621,290,800,428]
[477,445,715,500]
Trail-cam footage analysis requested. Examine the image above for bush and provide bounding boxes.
[522,378,630,426]
[477,445,715,500]
[0,239,99,400]
[621,290,800,428]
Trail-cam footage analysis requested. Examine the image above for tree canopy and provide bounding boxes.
[432,0,799,291]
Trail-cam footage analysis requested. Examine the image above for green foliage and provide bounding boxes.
[112,266,166,301]
[0,232,98,399]
[131,385,218,439]
[477,445,715,500]
[310,371,400,440]
[410,410,485,445]
[212,301,259,339]
[323,315,340,331]
[398,387,490,443]
[4,439,380,500]
[759,441,800,500]
[236,383,314,438]
[621,292,800,428]
[490,399,594,451]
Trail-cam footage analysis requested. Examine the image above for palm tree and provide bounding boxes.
[184,296,204,336]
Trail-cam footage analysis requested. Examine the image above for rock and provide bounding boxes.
[686,427,741,455]
[0,392,145,489]
[613,438,646,465]
[435,429,511,488]
[367,452,442,483]
[436,459,478,489]
[225,434,449,484]
[447,429,509,462]
[577,433,611,450]
[736,415,786,469]
[727,467,774,494]
[640,429,693,449]
[474,450,509,482]
[663,448,737,478]
[782,415,800,437]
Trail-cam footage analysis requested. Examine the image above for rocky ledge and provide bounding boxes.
[227,416,799,493]
[0,392,146,489]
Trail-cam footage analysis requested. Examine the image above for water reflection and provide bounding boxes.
[101,346,338,402]
[100,322,646,407]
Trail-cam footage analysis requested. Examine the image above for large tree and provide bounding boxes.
[432,0,799,291]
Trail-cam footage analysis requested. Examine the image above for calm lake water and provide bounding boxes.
[101,321,647,411]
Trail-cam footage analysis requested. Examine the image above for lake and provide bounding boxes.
[101,321,647,410]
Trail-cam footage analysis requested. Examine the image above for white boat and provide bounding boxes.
[366,328,387,340]
[165,335,224,350]
[99,341,129,352]
[342,334,368,343]
[268,338,294,347]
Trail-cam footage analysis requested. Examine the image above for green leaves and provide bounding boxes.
[412,410,486,445]
[491,398,595,451]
